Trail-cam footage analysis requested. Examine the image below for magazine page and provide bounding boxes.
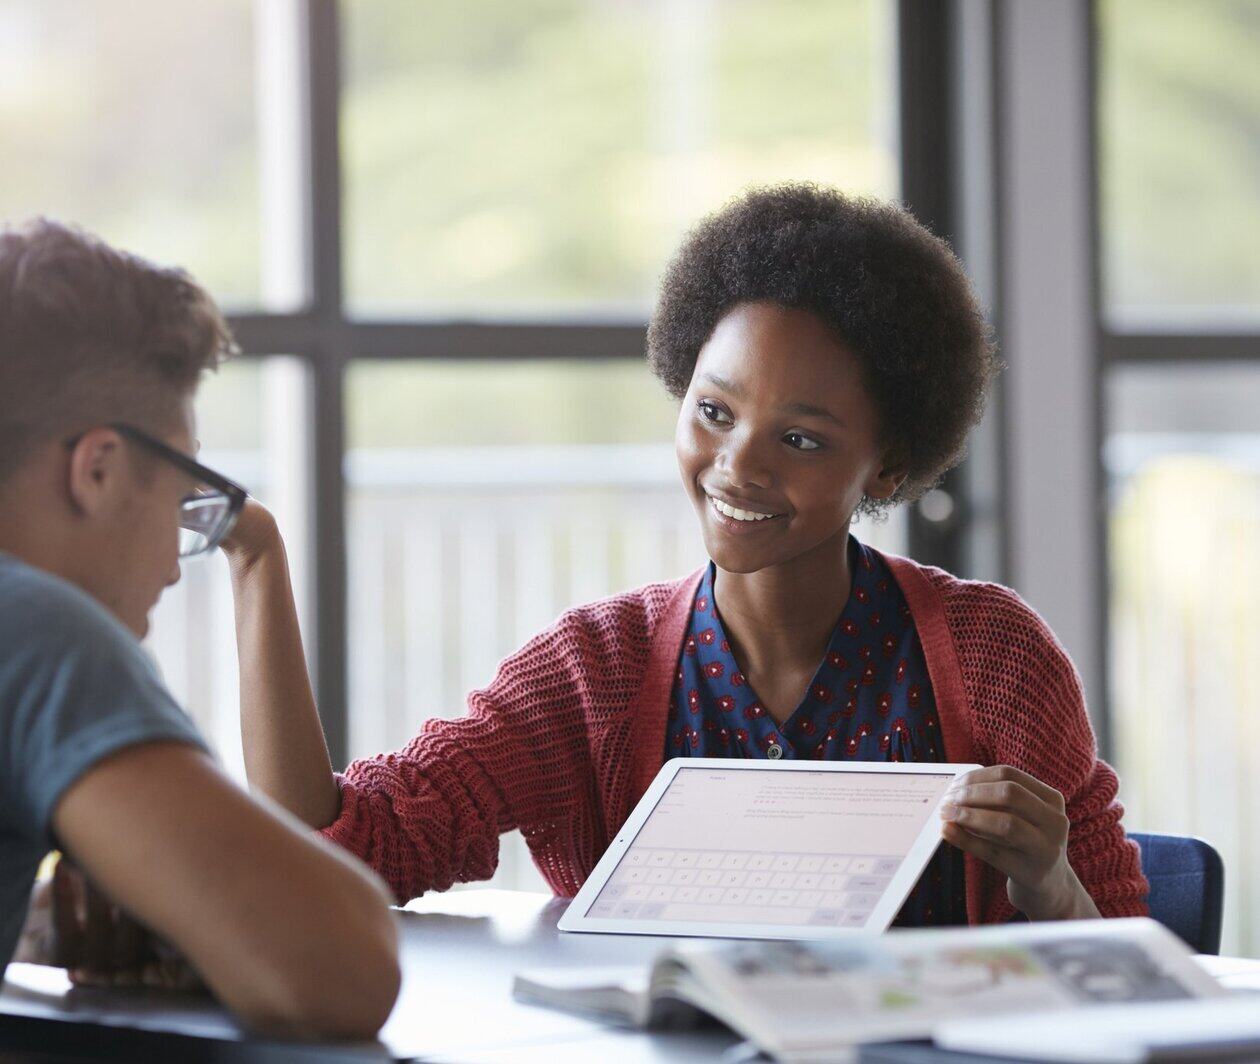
[674,917,1224,1063]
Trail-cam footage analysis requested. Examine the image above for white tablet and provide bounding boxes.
[559,757,980,940]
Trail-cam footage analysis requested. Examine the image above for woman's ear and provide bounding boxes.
[863,447,909,502]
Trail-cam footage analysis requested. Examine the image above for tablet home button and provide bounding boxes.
[766,744,784,760]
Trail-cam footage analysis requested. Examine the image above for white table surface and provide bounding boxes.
[3,888,1258,1063]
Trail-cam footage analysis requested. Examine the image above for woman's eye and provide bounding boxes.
[697,400,732,425]
[784,432,822,451]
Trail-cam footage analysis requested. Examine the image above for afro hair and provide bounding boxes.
[647,183,999,514]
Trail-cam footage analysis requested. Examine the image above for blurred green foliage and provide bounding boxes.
[1099,0,1260,322]
[341,0,891,312]
[0,0,260,305]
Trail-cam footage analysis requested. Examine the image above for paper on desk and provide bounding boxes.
[935,996,1260,1063]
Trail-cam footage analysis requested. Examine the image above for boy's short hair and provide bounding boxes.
[0,218,236,485]
[648,184,999,514]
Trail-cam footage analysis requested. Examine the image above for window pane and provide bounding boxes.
[1099,0,1260,328]
[0,0,295,310]
[341,0,895,316]
[147,358,312,778]
[1106,361,1260,955]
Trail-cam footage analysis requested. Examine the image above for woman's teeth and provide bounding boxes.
[709,496,777,522]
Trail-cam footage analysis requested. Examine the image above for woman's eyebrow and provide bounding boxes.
[700,373,844,426]
[784,400,844,426]
[700,372,742,396]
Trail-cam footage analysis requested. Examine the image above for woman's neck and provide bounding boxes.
[712,530,853,678]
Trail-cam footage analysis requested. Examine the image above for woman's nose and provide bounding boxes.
[718,429,772,491]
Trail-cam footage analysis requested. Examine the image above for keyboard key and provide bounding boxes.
[638,902,665,919]
[847,892,880,910]
[797,856,824,873]
[810,908,841,925]
[797,873,821,889]
[819,874,846,891]
[797,890,823,907]
[719,870,747,888]
[770,872,797,889]
[671,869,697,885]
[602,884,626,899]
[590,900,617,917]
[843,911,868,926]
[822,856,852,874]
[720,853,749,870]
[747,888,773,905]
[627,885,650,901]
[820,892,847,908]
[671,852,698,868]
[745,871,771,888]
[771,855,799,872]
[675,886,699,902]
[659,902,814,925]
[850,876,890,892]
[646,869,671,885]
[771,890,799,907]
[623,868,647,884]
[696,869,722,886]
[649,886,673,902]
[624,852,647,867]
[746,854,774,871]
[849,857,876,874]
[721,887,749,904]
[874,858,900,876]
[614,901,640,917]
[699,887,724,904]
[697,853,723,869]
[648,852,673,868]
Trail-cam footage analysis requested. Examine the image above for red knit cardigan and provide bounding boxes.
[324,553,1149,924]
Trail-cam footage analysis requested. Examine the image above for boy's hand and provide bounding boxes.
[219,498,283,572]
[939,765,1100,921]
[22,860,205,991]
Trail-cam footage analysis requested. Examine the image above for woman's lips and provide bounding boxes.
[706,493,785,533]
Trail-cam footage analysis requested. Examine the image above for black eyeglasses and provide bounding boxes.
[71,424,248,557]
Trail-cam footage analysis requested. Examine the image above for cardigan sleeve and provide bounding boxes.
[320,610,609,904]
[946,581,1150,920]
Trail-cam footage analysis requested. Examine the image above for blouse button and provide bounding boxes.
[766,743,784,761]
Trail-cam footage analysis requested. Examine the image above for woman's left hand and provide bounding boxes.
[940,765,1100,921]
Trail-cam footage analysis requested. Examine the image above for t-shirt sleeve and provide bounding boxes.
[0,569,209,847]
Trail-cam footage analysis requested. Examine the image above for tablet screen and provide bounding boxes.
[584,766,954,929]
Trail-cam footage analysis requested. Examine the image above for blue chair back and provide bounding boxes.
[1129,832,1224,955]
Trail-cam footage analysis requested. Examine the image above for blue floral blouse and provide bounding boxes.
[666,537,967,926]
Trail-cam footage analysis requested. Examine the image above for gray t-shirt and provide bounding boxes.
[0,552,207,972]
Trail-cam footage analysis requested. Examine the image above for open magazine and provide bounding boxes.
[513,918,1226,1063]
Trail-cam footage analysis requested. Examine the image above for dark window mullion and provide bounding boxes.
[305,0,350,768]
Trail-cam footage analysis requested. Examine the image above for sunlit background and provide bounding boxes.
[2,0,1259,950]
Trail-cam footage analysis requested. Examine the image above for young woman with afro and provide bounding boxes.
[226,184,1147,926]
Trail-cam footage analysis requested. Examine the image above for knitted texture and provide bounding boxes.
[324,553,1149,923]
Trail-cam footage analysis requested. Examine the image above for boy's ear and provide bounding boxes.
[65,428,127,517]
[863,447,909,502]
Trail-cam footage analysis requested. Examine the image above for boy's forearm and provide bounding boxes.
[228,540,341,829]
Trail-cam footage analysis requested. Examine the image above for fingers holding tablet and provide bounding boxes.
[939,765,1099,922]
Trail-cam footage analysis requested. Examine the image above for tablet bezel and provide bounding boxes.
[558,757,981,940]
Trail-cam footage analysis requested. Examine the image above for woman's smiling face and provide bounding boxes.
[675,301,903,576]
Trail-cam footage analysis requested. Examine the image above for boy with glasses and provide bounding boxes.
[0,219,400,1038]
